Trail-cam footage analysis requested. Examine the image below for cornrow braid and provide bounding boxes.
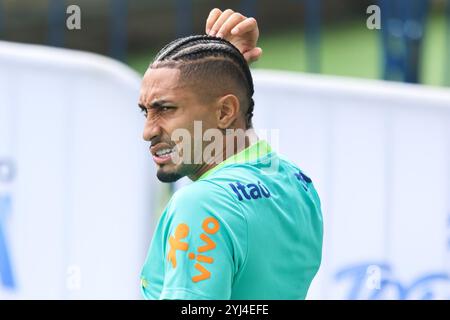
[150,35,255,128]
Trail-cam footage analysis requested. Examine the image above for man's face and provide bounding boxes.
[139,67,219,182]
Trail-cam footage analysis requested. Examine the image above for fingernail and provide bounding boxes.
[216,32,223,38]
[231,28,238,35]
[206,28,210,34]
[210,30,216,36]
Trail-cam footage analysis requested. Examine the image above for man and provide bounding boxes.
[139,8,323,299]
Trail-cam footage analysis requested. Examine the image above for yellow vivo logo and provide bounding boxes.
[167,217,220,283]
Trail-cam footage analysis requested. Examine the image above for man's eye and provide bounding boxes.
[161,106,173,112]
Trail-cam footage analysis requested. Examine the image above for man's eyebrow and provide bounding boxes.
[138,100,174,110]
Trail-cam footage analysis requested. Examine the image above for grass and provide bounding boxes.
[127,12,449,87]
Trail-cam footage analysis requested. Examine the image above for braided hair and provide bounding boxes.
[150,35,255,128]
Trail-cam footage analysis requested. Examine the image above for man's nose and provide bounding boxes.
[142,119,161,142]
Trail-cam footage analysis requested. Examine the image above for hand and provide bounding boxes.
[205,8,262,64]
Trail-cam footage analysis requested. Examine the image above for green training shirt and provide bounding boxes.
[140,140,323,299]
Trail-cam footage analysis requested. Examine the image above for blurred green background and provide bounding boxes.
[128,8,448,86]
[1,0,449,86]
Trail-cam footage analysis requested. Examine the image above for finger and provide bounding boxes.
[209,9,234,36]
[216,12,246,39]
[205,8,222,34]
[231,17,258,35]
[243,47,262,63]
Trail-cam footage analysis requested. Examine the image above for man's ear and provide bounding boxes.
[216,94,240,129]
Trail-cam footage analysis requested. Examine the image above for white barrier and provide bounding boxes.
[0,41,155,299]
[251,70,450,299]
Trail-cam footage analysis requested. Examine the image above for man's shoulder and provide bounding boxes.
[168,179,244,220]
[165,179,247,243]
[171,179,233,204]
[203,152,302,185]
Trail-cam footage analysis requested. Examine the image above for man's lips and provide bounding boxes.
[150,143,175,165]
